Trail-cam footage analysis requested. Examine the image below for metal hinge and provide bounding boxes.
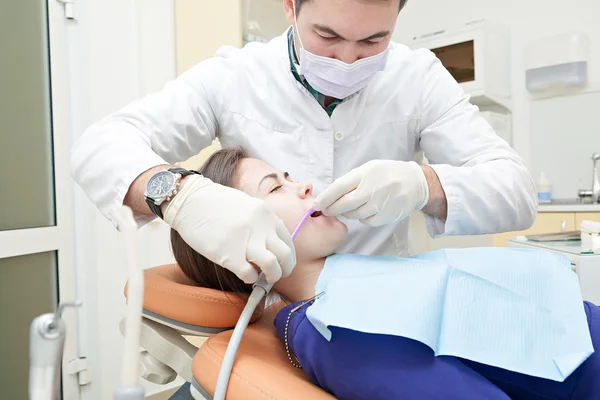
[67,357,91,386]
[56,0,77,20]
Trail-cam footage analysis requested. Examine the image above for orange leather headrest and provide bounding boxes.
[124,264,262,329]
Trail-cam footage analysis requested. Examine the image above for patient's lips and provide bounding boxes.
[310,210,323,218]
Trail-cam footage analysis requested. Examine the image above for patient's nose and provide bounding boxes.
[298,182,313,198]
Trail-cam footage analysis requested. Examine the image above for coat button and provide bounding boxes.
[334,131,344,141]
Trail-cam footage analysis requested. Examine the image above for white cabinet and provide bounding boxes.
[408,21,511,110]
[507,239,600,304]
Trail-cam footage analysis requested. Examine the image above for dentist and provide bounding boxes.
[71,0,537,284]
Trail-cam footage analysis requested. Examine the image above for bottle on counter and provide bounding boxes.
[537,172,552,204]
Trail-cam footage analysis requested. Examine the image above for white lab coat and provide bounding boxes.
[71,28,537,257]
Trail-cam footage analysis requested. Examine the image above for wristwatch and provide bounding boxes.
[144,168,201,219]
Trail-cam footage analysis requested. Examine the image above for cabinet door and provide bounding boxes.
[575,212,600,228]
[492,212,576,247]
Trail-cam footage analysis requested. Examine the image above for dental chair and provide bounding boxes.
[122,263,334,400]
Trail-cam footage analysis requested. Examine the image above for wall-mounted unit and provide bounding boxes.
[525,31,589,96]
[408,21,511,111]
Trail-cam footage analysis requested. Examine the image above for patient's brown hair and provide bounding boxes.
[170,147,253,295]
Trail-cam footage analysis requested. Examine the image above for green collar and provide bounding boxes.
[287,28,342,117]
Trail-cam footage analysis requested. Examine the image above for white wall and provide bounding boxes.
[243,0,290,41]
[529,92,600,198]
[69,0,181,398]
[393,0,600,199]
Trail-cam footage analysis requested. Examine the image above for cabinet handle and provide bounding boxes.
[560,220,566,232]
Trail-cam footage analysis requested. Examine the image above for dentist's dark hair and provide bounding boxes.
[294,0,407,14]
[170,147,253,295]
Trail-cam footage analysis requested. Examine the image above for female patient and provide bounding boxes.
[169,147,599,400]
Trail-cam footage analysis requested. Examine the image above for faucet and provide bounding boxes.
[578,152,600,203]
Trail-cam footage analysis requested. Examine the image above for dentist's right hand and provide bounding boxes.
[163,175,296,284]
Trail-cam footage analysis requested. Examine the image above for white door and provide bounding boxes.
[0,0,79,398]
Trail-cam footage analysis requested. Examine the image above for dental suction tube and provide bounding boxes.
[113,206,145,400]
[213,208,314,400]
[213,274,272,400]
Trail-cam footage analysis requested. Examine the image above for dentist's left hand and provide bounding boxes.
[313,160,430,227]
[163,175,296,284]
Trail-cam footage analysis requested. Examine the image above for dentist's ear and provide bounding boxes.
[283,0,296,25]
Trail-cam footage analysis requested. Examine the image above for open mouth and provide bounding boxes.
[310,210,323,218]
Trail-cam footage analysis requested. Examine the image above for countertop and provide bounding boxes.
[538,204,600,212]
[507,237,600,256]
[537,199,600,212]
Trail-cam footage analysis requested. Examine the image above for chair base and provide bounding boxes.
[121,317,199,383]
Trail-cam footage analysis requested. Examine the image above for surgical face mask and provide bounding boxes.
[292,7,390,99]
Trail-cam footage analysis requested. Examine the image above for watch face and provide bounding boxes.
[147,171,175,198]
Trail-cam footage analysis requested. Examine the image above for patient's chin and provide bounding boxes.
[297,239,336,262]
[328,219,349,243]
[318,234,347,258]
[294,217,347,260]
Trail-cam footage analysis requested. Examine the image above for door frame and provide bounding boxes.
[0,0,79,398]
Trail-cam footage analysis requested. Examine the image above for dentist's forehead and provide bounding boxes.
[298,0,398,39]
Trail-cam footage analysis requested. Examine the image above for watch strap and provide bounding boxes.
[146,198,164,220]
[167,167,202,179]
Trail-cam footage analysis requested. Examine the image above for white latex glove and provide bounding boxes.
[313,160,429,227]
[163,175,296,283]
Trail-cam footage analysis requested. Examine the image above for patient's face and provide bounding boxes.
[236,158,348,261]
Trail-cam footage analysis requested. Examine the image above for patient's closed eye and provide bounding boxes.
[259,171,291,191]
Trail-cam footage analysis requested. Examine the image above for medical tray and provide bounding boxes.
[525,231,581,242]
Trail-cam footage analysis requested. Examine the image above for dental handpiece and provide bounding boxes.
[214,207,316,400]
[29,301,81,400]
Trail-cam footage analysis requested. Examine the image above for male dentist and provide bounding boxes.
[71,0,537,284]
